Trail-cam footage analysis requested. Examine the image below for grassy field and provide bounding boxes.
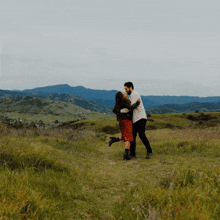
[0,113,220,219]
[2,112,114,123]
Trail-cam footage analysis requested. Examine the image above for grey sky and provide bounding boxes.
[0,0,219,96]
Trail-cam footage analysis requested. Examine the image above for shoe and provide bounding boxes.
[145,152,153,159]
[109,137,120,147]
[130,154,136,159]
[123,153,131,160]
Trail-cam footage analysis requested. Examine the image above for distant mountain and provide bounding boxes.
[23,84,118,105]
[146,102,220,114]
[2,84,220,114]
[22,84,117,108]
[142,96,220,108]
[0,89,31,98]
[21,84,220,109]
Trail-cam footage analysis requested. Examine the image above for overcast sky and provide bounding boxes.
[0,0,219,96]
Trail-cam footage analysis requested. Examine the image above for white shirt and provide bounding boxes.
[121,90,147,123]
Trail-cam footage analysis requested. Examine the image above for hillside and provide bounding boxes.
[0,89,113,114]
[1,111,220,131]
[146,102,220,114]
[37,93,113,114]
[0,96,92,116]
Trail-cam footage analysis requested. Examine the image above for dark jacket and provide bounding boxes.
[113,101,140,122]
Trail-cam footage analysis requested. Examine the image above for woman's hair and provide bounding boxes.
[114,92,130,113]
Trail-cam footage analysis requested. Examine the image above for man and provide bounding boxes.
[123,82,153,159]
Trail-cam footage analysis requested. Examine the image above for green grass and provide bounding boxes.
[2,112,114,123]
[0,113,220,219]
[146,112,220,129]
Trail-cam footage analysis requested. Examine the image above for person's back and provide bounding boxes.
[113,101,133,122]
[129,90,147,123]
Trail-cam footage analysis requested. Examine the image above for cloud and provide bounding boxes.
[0,0,220,96]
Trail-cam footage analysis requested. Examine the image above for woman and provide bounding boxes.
[109,91,141,160]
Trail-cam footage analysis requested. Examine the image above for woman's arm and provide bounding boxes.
[113,106,118,114]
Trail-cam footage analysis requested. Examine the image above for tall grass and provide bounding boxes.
[113,169,220,219]
[0,115,220,219]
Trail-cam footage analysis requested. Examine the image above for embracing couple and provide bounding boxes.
[109,82,153,160]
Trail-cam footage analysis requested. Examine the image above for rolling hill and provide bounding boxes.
[0,89,113,114]
[146,102,220,114]
[0,96,92,116]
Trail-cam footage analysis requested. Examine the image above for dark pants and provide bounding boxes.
[130,119,152,156]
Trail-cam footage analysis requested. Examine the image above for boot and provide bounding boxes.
[109,137,120,147]
[123,149,130,160]
[145,152,153,159]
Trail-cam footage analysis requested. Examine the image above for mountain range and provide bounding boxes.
[146,102,220,114]
[22,84,220,108]
[0,88,112,114]
[1,84,220,114]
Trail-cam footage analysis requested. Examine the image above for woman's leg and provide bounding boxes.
[119,120,132,160]
[124,141,130,149]
[123,141,130,160]
[109,136,121,146]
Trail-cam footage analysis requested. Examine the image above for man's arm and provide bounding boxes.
[130,92,141,104]
[120,100,141,113]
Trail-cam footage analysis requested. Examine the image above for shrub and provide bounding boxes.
[100,125,120,134]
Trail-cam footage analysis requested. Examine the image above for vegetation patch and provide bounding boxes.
[187,113,217,121]
[146,125,157,130]
[0,138,70,173]
[100,125,120,134]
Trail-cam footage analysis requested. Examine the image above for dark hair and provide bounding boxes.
[124,82,134,89]
[114,91,130,113]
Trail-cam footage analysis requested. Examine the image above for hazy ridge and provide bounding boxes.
[22,84,220,108]
[1,84,220,114]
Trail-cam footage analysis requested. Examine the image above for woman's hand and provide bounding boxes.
[137,99,141,103]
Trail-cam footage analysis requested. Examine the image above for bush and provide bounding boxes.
[100,125,120,134]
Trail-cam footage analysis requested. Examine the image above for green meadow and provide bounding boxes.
[0,112,220,219]
[2,112,114,123]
